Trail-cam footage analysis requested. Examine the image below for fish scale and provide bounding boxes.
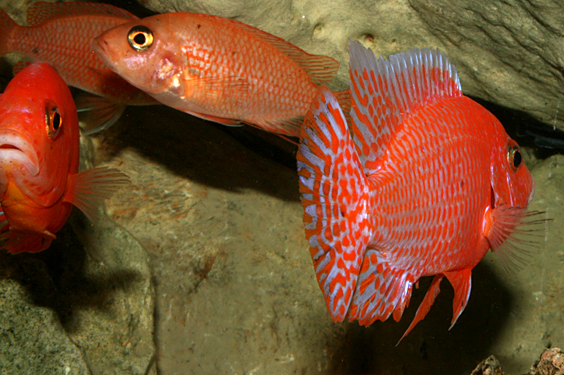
[94,12,351,137]
[297,41,537,342]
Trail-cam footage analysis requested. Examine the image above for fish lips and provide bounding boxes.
[0,130,40,176]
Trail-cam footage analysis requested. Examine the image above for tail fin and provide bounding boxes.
[0,10,17,57]
[297,85,372,321]
[334,89,351,124]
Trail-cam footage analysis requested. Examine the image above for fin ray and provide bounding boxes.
[348,41,462,175]
[208,15,340,84]
[64,167,131,222]
[398,274,444,344]
[444,268,472,329]
[297,85,371,321]
[75,93,127,135]
[26,1,138,26]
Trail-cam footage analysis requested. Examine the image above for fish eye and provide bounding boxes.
[507,140,522,171]
[45,103,62,140]
[128,25,154,52]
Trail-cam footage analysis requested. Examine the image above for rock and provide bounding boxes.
[0,215,156,375]
[137,0,564,135]
[527,347,564,375]
[0,255,90,375]
[98,104,343,375]
[471,355,504,375]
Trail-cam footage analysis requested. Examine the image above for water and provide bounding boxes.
[0,1,563,374]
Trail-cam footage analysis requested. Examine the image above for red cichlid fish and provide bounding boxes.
[0,62,130,254]
[92,12,350,137]
[297,41,542,342]
[0,1,157,134]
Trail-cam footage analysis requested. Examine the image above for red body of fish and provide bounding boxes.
[297,41,538,341]
[0,1,157,133]
[93,12,349,137]
[0,62,129,254]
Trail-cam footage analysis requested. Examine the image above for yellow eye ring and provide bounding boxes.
[127,25,154,52]
[45,103,62,140]
[507,140,522,171]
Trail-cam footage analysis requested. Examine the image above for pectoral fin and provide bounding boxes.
[444,268,472,329]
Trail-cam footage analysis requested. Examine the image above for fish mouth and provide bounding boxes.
[0,131,39,176]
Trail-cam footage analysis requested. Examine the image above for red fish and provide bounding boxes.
[0,62,130,254]
[297,41,540,341]
[0,1,157,134]
[92,12,350,137]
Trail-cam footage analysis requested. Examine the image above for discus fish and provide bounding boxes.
[0,62,130,254]
[0,1,157,134]
[93,12,350,137]
[297,41,541,342]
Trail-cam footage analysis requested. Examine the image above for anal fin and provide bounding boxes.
[348,249,416,327]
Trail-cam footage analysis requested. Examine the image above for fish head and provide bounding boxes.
[0,62,79,238]
[93,16,183,96]
[489,124,534,209]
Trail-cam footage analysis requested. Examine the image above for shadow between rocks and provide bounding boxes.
[92,104,301,202]
[0,221,141,334]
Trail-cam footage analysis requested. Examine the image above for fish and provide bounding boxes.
[297,41,542,342]
[92,12,350,138]
[0,1,158,134]
[0,62,130,254]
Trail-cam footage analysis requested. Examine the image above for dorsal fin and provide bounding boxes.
[209,15,340,84]
[26,1,138,27]
[348,40,462,175]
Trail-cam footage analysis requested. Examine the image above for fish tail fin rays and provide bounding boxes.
[347,249,416,327]
[64,167,131,222]
[348,41,462,174]
[297,85,372,321]
[334,89,351,124]
[0,10,18,57]
[485,206,550,274]
[397,274,444,345]
[75,93,127,135]
[444,268,472,329]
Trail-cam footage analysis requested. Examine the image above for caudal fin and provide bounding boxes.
[0,10,18,57]
[297,85,372,321]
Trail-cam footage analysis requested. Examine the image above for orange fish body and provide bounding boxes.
[0,62,129,254]
[0,1,157,133]
[297,41,537,341]
[93,12,349,137]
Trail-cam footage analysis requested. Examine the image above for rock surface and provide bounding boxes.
[0,214,156,375]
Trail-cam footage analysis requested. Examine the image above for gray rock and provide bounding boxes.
[0,213,156,375]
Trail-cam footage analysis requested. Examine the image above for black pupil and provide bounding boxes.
[134,32,146,45]
[513,149,522,168]
[52,111,60,131]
